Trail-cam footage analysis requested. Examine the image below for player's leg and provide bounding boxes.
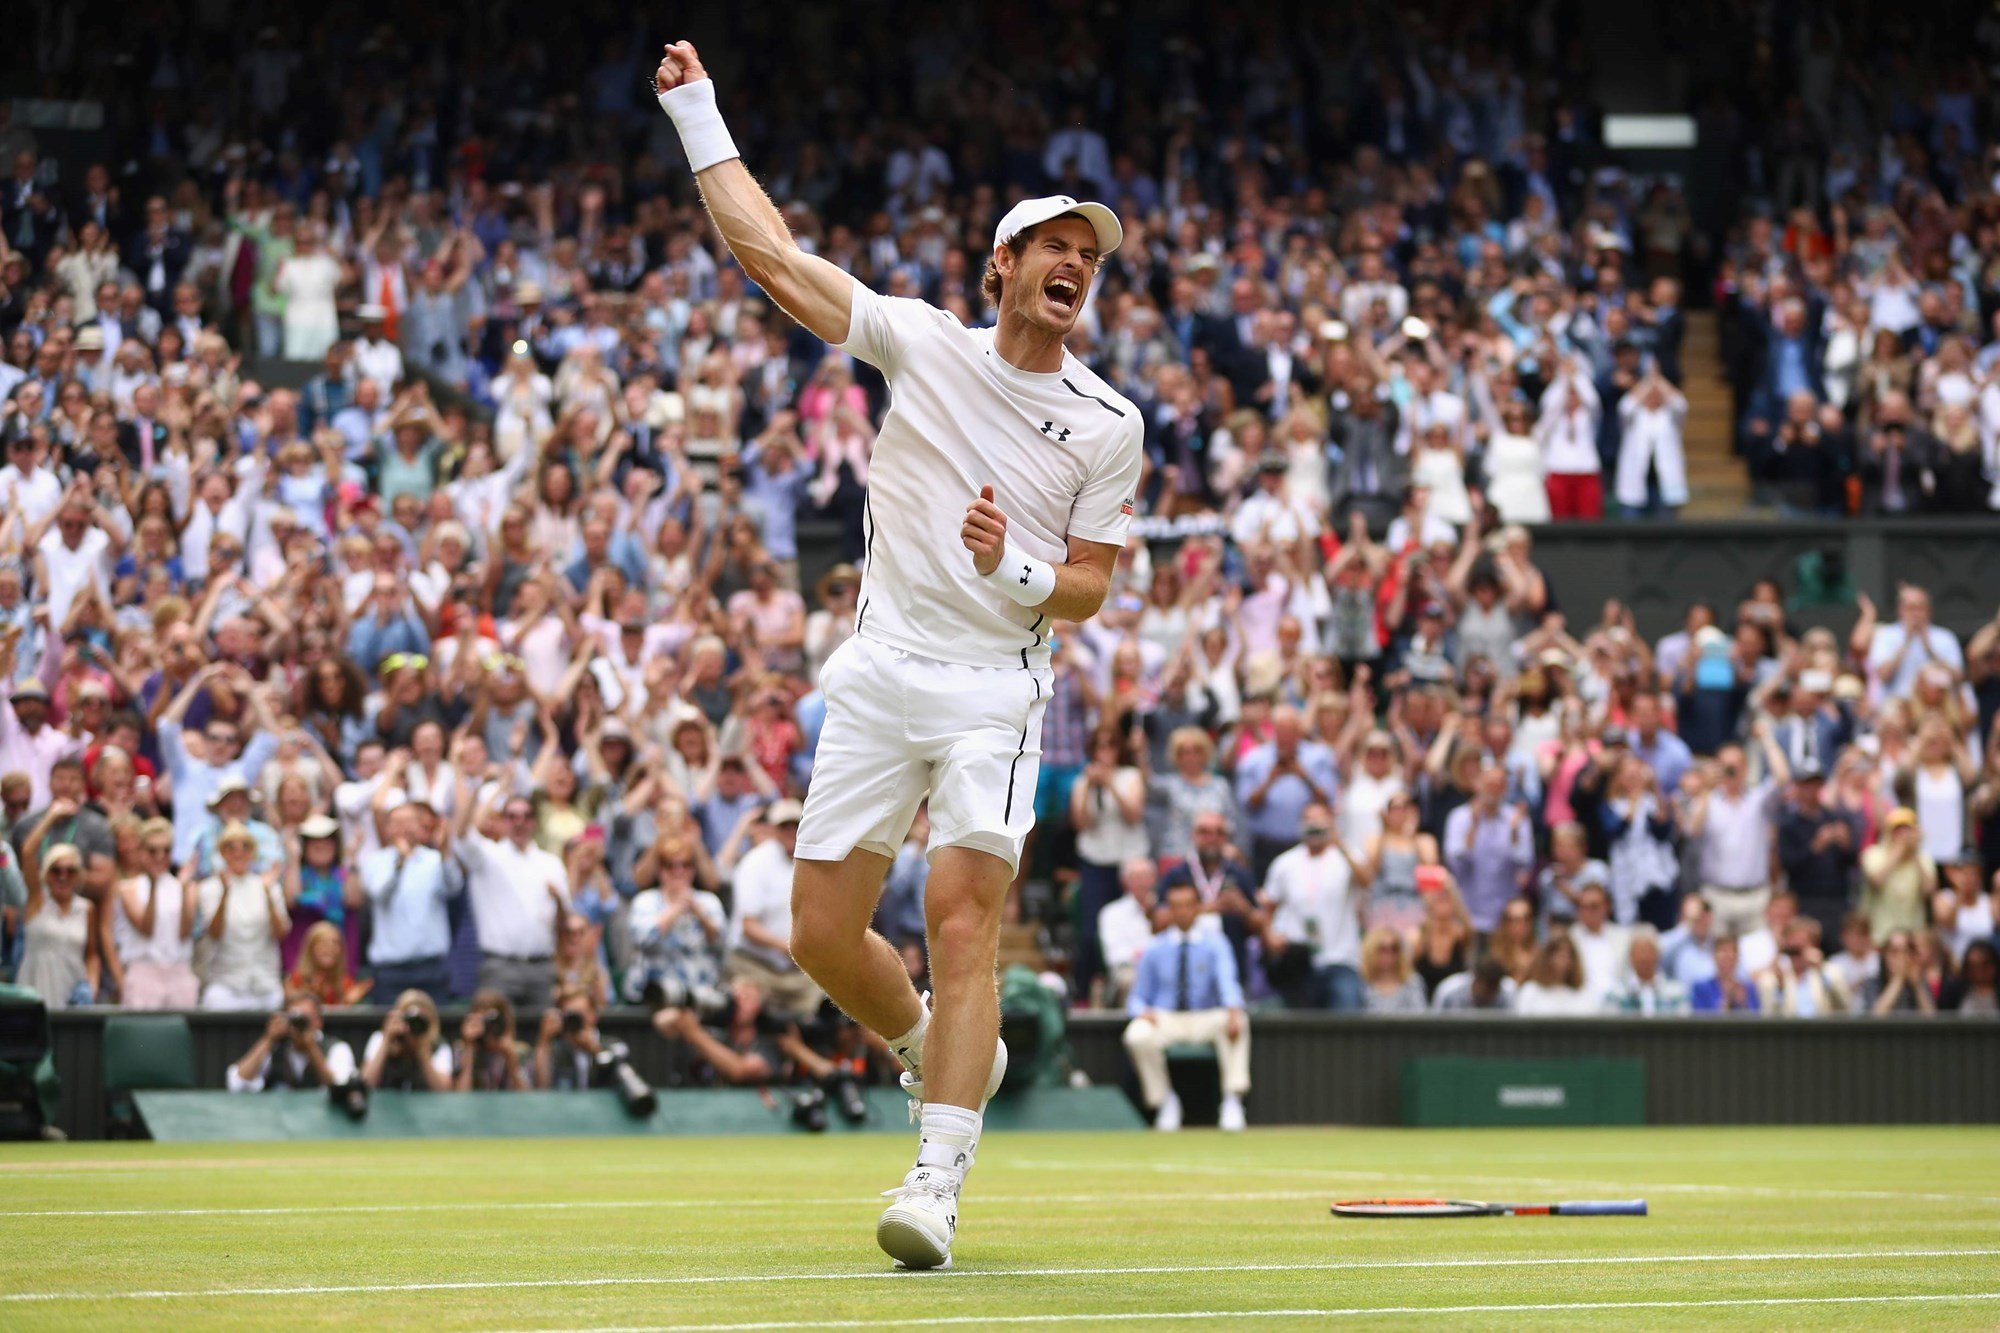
[790,851,923,1040]
[790,637,930,1047]
[914,845,1011,1107]
[876,660,1047,1269]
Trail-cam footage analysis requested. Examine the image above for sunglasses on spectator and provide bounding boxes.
[662,859,695,871]
[46,864,78,878]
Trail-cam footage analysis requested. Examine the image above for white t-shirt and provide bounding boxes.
[838,278,1144,669]
[0,466,63,527]
[728,837,796,970]
[37,527,111,630]
[1260,841,1361,969]
[1097,894,1156,977]
[1571,921,1632,1004]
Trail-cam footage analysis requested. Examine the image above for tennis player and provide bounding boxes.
[655,41,1142,1269]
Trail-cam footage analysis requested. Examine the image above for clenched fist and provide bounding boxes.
[961,485,1008,576]
[655,40,708,93]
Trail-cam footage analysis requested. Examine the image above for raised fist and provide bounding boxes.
[655,41,709,94]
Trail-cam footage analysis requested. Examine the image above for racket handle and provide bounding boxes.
[1555,1200,1648,1217]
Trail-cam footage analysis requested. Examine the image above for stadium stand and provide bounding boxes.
[2,0,1998,1133]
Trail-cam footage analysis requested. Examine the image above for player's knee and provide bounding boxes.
[926,904,1000,978]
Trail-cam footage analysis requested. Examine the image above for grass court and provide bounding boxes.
[3,1125,1997,1329]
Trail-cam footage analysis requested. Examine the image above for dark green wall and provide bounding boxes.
[1066,1013,2000,1126]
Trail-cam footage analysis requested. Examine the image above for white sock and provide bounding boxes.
[915,1103,982,1179]
[888,1003,930,1076]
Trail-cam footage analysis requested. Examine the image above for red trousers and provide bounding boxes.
[1545,471,1604,520]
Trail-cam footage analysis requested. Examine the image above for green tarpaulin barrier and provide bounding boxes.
[134,1085,1143,1142]
[1401,1056,1646,1127]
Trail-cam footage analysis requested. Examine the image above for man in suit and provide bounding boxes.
[1120,880,1251,1131]
[1649,277,1686,385]
[124,196,192,315]
[3,150,61,268]
[1327,373,1406,537]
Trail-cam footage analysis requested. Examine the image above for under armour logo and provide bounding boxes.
[1040,421,1071,441]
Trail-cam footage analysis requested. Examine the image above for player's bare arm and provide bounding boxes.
[654,41,851,346]
[960,485,1117,621]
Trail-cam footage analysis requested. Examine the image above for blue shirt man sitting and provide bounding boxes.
[1121,881,1252,1132]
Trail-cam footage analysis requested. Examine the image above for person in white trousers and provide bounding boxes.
[1614,368,1688,517]
[1121,880,1251,1131]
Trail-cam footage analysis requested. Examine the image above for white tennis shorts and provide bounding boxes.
[796,634,1053,872]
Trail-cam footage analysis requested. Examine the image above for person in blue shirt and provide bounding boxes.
[1233,707,1340,877]
[1688,934,1760,1014]
[359,800,463,1005]
[1120,880,1251,1132]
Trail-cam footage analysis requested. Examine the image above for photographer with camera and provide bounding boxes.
[653,976,795,1088]
[453,988,527,1090]
[532,983,604,1090]
[226,990,356,1092]
[359,988,454,1091]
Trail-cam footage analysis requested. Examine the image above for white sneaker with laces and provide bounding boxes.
[877,1165,961,1270]
[899,1035,1008,1122]
[1219,1094,1247,1132]
[1153,1092,1183,1132]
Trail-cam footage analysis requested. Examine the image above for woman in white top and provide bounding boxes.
[272,223,344,361]
[113,817,199,1009]
[195,822,290,1011]
[1136,562,1196,665]
[1905,717,1973,865]
[1514,934,1597,1016]
[1481,399,1550,523]
[1613,370,1689,515]
[16,841,98,1009]
[1278,405,1331,514]
[1409,421,1473,526]
[804,564,859,683]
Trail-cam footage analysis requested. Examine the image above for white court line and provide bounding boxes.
[1004,1158,2000,1207]
[0,1190,1325,1220]
[6,1248,1996,1304]
[485,1292,2000,1332]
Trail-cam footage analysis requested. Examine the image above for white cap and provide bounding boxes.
[993,195,1122,258]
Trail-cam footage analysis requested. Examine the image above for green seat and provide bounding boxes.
[102,1015,196,1138]
[1164,1042,1219,1061]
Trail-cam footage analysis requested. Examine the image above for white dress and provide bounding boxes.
[1482,431,1551,523]
[276,253,343,361]
[1411,444,1472,525]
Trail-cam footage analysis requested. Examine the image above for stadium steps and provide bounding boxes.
[1677,311,1753,518]
[999,922,1048,972]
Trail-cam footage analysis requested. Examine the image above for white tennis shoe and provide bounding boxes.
[877,1165,960,1270]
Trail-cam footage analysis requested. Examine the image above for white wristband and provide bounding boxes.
[983,545,1057,608]
[656,80,740,175]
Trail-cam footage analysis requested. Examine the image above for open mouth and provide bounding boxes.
[1044,275,1082,311]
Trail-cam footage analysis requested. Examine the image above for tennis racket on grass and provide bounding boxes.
[1331,1198,1647,1218]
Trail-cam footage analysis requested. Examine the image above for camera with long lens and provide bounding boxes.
[790,1085,829,1133]
[593,1041,656,1118]
[641,978,732,1025]
[562,1009,585,1037]
[328,1076,369,1121]
[286,1008,310,1034]
[825,1071,869,1125]
[401,1004,430,1037]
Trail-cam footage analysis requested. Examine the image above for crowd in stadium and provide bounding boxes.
[1,1,1998,1102]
